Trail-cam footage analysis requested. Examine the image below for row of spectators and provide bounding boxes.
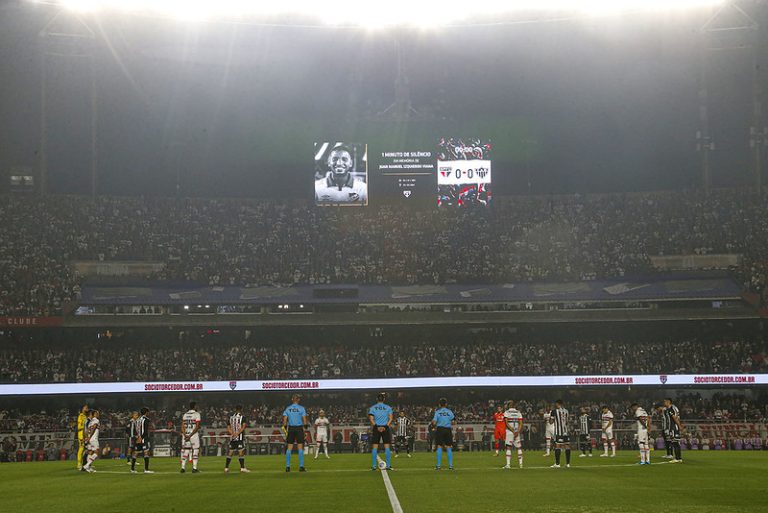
[1,392,765,435]
[0,336,764,383]
[1,189,767,315]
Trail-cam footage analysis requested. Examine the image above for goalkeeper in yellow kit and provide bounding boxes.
[76,404,89,470]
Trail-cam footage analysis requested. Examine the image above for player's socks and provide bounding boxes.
[446,448,453,468]
[131,457,136,471]
[144,457,150,470]
[385,447,391,468]
[225,457,231,469]
[239,457,245,469]
[546,440,551,455]
[436,447,442,468]
[371,448,378,469]
[324,445,329,458]
[286,449,291,469]
[505,449,512,467]
[554,448,561,465]
[298,449,304,469]
[611,441,616,456]
[565,449,571,465]
[673,442,682,461]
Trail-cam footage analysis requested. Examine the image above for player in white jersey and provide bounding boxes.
[180,401,202,473]
[502,400,524,469]
[600,405,616,457]
[631,403,651,465]
[83,410,100,473]
[543,410,554,456]
[314,410,331,459]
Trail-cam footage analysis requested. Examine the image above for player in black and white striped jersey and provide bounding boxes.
[549,399,572,468]
[125,411,138,466]
[131,407,154,474]
[225,405,250,473]
[393,411,413,458]
[663,398,684,463]
[578,407,593,458]
[655,404,674,459]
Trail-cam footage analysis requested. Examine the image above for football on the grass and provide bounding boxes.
[378,460,387,470]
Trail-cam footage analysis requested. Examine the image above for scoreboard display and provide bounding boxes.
[313,137,492,207]
[436,138,492,207]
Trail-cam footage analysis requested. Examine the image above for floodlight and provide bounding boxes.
[39,0,727,26]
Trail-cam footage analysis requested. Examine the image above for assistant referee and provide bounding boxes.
[282,394,308,472]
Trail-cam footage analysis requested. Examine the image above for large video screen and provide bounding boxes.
[314,142,368,206]
[376,150,435,204]
[436,138,492,207]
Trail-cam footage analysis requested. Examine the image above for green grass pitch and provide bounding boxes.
[2,451,765,513]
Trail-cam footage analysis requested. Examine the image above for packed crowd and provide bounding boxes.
[0,337,765,384]
[1,189,767,315]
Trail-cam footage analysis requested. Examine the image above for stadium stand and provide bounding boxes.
[1,189,767,317]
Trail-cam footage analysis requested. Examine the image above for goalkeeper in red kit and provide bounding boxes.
[493,405,506,456]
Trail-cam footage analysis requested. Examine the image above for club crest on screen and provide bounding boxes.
[229,380,237,390]
[659,375,668,384]
[403,190,411,198]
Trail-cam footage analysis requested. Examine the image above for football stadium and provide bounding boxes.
[1,1,767,512]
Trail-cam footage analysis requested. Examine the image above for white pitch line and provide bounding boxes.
[377,456,404,513]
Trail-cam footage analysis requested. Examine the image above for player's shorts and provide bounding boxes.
[285,426,305,445]
[505,432,521,448]
[87,441,100,452]
[494,428,506,441]
[371,426,392,445]
[579,434,590,445]
[637,431,649,445]
[395,435,409,447]
[182,437,201,450]
[316,433,329,443]
[545,428,554,439]
[134,442,150,453]
[667,429,681,443]
[554,435,570,445]
[601,429,613,440]
[229,440,245,452]
[128,439,136,450]
[435,427,453,447]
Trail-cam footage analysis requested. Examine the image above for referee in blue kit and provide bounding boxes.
[432,397,455,470]
[368,392,394,470]
[282,394,308,472]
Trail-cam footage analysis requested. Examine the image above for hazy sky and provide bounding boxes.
[0,2,764,197]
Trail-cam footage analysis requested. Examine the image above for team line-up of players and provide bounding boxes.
[75,393,686,473]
